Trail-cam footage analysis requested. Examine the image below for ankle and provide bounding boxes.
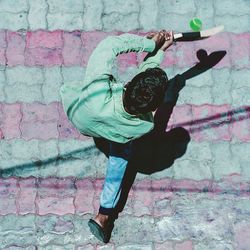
[95,213,109,228]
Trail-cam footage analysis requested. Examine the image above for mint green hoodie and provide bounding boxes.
[60,33,165,143]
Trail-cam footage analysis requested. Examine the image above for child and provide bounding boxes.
[60,30,173,243]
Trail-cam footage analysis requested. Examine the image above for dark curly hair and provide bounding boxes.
[123,67,168,115]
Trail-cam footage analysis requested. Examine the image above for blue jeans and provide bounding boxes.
[98,141,132,215]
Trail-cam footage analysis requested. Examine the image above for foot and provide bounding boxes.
[94,213,109,228]
[88,213,114,243]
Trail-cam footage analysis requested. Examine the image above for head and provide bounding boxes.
[123,67,168,115]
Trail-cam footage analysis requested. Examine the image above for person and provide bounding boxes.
[60,30,174,243]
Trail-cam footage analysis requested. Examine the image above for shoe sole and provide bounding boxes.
[88,219,109,243]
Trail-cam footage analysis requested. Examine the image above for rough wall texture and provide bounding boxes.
[0,0,250,249]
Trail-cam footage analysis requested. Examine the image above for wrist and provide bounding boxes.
[160,47,167,52]
[161,44,172,51]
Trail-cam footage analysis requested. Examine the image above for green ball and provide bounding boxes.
[189,18,202,31]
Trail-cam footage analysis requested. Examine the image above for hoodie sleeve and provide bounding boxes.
[83,34,156,86]
[137,49,165,73]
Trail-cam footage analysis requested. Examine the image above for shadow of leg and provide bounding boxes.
[129,127,190,174]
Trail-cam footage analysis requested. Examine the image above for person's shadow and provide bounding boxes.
[94,49,226,220]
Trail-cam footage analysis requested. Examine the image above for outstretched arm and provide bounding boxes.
[138,31,173,73]
[84,34,156,86]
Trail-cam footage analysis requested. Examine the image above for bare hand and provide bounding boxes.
[146,30,167,49]
[146,31,157,39]
[160,31,174,51]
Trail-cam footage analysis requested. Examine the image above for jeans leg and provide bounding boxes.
[99,141,131,215]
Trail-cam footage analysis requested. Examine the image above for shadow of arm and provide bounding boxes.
[153,50,226,133]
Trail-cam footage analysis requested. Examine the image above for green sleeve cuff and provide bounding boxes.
[143,38,156,52]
